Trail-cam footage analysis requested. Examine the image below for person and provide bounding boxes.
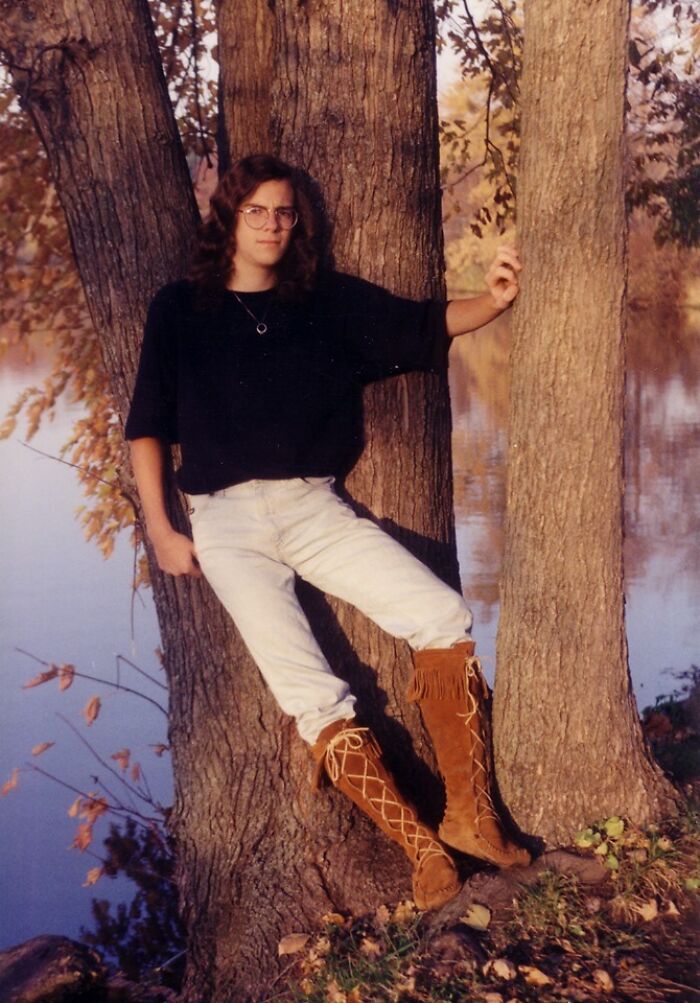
[125,153,529,912]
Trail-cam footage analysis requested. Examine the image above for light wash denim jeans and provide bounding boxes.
[188,477,473,743]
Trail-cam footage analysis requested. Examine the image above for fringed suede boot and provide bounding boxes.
[311,719,461,911]
[408,641,530,869]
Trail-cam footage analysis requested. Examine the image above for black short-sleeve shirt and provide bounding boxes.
[125,270,450,494]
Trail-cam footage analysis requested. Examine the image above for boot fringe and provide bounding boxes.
[407,662,469,703]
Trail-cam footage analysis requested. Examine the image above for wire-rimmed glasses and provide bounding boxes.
[237,206,298,230]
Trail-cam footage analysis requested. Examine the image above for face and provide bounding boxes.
[232,178,295,276]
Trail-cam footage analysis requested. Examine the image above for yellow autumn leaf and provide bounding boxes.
[461,902,491,930]
[633,899,658,922]
[392,900,417,924]
[83,695,101,726]
[130,762,141,783]
[593,968,614,992]
[83,866,104,887]
[150,743,169,757]
[110,748,130,771]
[80,795,108,823]
[23,666,59,689]
[277,933,310,956]
[519,965,552,986]
[359,936,383,958]
[71,822,93,852]
[1,768,19,797]
[31,742,55,757]
[68,796,81,818]
[58,664,76,691]
[325,980,347,1003]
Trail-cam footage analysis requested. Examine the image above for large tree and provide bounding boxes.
[493,0,678,843]
[0,0,455,997]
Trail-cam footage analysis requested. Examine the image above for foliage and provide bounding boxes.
[80,816,185,990]
[574,811,700,921]
[437,0,700,249]
[1,0,698,575]
[0,0,217,581]
[279,806,699,1002]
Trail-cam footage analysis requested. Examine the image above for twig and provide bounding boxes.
[116,654,168,692]
[16,647,168,716]
[24,763,162,828]
[57,712,160,807]
[20,440,140,519]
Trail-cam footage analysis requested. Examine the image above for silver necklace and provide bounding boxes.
[231,290,274,335]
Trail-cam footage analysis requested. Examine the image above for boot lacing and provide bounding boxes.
[456,656,499,826]
[324,726,449,865]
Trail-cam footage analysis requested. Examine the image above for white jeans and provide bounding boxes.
[188,477,473,743]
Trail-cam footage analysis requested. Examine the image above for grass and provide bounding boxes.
[274,800,700,1003]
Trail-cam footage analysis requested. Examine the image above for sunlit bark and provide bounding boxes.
[494,0,677,843]
[0,1,456,997]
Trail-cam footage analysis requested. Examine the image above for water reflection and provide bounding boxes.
[449,232,700,693]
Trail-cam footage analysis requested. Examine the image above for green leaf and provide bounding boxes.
[684,877,700,891]
[605,854,619,871]
[604,817,625,837]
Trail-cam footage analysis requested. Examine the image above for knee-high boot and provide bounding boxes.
[311,719,461,910]
[408,641,530,868]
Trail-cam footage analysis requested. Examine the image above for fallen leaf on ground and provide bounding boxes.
[359,936,383,958]
[518,965,552,986]
[484,957,516,980]
[633,899,658,922]
[593,968,614,992]
[461,902,491,930]
[392,900,417,923]
[326,979,347,1003]
[278,932,309,956]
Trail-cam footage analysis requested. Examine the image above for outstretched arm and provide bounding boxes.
[446,244,522,337]
[129,436,201,578]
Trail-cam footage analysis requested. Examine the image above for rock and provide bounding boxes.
[0,935,106,1003]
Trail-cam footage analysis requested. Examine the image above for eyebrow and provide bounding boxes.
[244,202,295,210]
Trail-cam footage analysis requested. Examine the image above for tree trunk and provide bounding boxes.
[493,0,678,844]
[1,1,457,998]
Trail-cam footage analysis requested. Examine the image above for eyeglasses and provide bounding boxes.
[237,205,299,230]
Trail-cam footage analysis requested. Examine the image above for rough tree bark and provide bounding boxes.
[493,0,678,843]
[1,1,458,998]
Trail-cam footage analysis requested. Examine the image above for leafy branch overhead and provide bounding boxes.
[0,0,697,576]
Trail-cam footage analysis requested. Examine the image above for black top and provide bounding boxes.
[125,270,450,494]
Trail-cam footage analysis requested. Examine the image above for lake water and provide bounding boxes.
[1,303,698,951]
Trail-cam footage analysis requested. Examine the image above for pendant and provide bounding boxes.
[256,322,268,335]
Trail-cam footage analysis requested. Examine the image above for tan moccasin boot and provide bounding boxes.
[311,719,461,911]
[408,642,530,869]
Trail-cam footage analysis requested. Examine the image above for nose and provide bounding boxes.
[263,209,281,232]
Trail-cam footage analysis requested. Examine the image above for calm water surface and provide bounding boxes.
[1,308,698,948]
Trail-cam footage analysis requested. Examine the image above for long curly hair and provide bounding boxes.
[188,154,320,305]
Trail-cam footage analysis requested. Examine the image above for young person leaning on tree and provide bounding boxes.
[125,153,529,912]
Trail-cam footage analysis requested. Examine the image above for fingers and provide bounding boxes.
[494,244,522,271]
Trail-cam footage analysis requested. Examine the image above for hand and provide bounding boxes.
[151,528,203,578]
[194,152,219,220]
[485,244,522,311]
